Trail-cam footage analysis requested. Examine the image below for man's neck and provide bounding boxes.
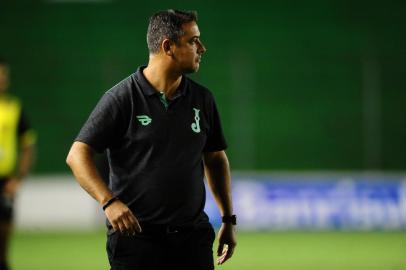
[143,58,182,100]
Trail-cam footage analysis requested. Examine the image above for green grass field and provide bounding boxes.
[10,230,406,270]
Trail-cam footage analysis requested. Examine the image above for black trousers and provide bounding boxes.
[107,225,215,270]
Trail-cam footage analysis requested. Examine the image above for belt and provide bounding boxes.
[140,223,196,235]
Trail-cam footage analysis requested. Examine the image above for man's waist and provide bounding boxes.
[106,212,210,235]
[139,222,196,234]
[107,222,210,236]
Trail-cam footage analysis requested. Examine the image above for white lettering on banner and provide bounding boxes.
[213,178,406,230]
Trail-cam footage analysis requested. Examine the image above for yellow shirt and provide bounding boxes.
[0,95,35,177]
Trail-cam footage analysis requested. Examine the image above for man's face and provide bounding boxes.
[0,65,9,94]
[171,21,206,74]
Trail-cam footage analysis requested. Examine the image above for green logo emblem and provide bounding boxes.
[191,108,201,133]
[136,115,152,126]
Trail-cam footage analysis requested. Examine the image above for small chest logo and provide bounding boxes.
[136,115,152,126]
[191,108,201,133]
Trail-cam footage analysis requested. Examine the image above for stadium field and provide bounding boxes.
[10,230,406,270]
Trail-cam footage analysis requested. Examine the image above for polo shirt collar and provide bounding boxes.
[135,66,187,98]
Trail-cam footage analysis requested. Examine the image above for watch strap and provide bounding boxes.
[222,215,237,225]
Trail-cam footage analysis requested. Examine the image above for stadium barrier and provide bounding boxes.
[15,173,406,230]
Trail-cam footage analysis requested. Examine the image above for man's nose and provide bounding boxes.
[198,41,206,54]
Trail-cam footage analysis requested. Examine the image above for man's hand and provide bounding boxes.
[217,223,237,265]
[104,200,142,235]
[3,177,22,198]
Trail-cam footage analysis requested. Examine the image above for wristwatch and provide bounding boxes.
[222,215,237,225]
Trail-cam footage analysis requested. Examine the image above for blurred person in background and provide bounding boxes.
[0,58,36,270]
[67,9,236,270]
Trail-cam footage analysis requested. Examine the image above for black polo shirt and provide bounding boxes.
[76,66,227,226]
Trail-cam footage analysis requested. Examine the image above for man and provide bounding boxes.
[67,9,236,270]
[0,58,36,270]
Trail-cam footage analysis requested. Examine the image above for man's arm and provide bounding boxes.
[4,144,35,197]
[66,141,141,234]
[203,150,236,265]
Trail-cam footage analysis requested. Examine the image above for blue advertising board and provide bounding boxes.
[204,174,406,230]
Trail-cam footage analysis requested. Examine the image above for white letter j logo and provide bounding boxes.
[191,108,201,133]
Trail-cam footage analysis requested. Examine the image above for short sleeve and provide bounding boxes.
[18,109,37,147]
[76,93,126,153]
[203,95,227,152]
[17,110,31,135]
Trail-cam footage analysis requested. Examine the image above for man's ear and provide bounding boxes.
[162,39,173,56]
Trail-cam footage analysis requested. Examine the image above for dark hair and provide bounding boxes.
[147,9,198,54]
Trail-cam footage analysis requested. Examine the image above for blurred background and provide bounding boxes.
[1,0,406,269]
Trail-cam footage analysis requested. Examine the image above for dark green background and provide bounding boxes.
[1,0,405,173]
